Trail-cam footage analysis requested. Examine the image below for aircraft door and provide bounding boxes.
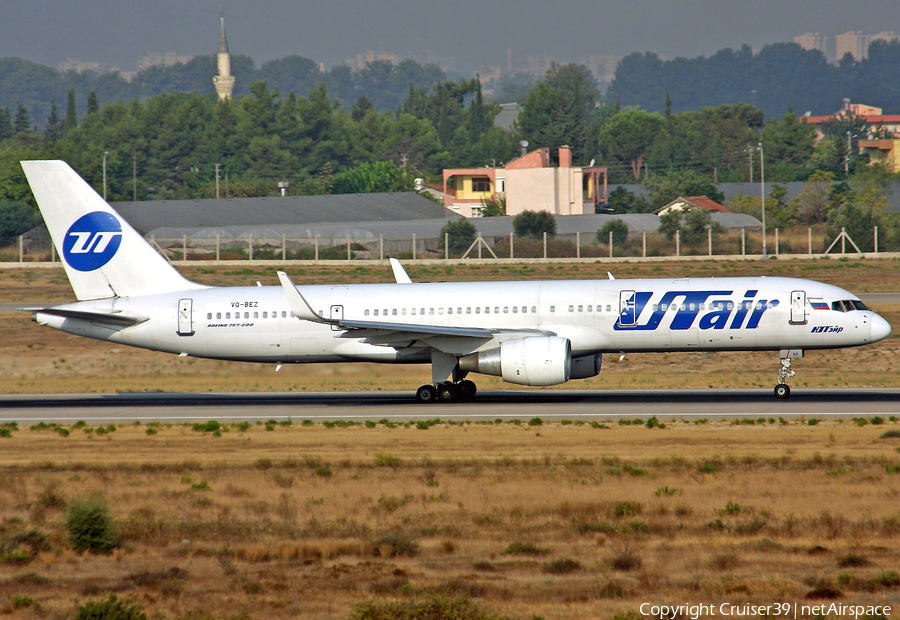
[790,290,807,325]
[177,298,194,336]
[330,305,344,331]
[618,290,637,326]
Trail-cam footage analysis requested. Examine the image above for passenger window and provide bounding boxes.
[439,308,444,315]
[466,308,471,314]
[652,305,658,312]
[253,312,258,318]
[587,305,592,312]
[226,312,231,319]
[373,309,378,316]
[512,307,518,313]
[420,308,425,315]
[550,306,555,313]
[494,307,499,313]
[484,307,489,314]
[578,305,583,312]
[689,303,696,311]
[364,310,369,316]
[531,306,536,313]
[262,311,268,318]
[448,308,453,314]
[726,302,734,311]
[392,309,397,316]
[411,308,417,315]
[383,309,387,316]
[568,305,574,312]
[660,304,667,312]
[605,304,611,312]
[476,307,481,314]
[290,312,295,317]
[522,306,527,313]
[429,308,434,315]
[207,313,212,319]
[503,307,508,313]
[401,309,407,315]
[244,312,250,319]
[216,312,221,319]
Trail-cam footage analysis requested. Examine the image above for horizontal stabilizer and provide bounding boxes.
[32,307,147,327]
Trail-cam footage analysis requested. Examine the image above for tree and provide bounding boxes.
[792,170,835,224]
[64,88,77,131]
[331,161,411,194]
[607,186,653,213]
[479,194,506,217]
[513,210,556,239]
[0,106,12,141]
[597,219,629,246]
[657,207,722,245]
[0,200,41,246]
[643,169,724,209]
[86,91,99,115]
[597,109,664,179]
[13,103,31,134]
[760,108,816,181]
[351,95,374,122]
[440,218,477,255]
[45,100,63,143]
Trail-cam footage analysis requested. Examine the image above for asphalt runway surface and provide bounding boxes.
[1,389,899,425]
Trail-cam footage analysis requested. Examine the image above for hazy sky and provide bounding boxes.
[2,0,898,74]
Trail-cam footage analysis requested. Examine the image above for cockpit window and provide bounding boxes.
[832,299,868,312]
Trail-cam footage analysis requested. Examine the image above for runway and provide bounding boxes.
[1,389,899,425]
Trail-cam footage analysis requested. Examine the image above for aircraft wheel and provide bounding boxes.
[416,384,436,403]
[774,384,791,399]
[457,380,477,401]
[436,382,458,403]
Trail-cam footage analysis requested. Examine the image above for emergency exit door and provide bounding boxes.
[790,290,807,325]
[330,305,344,331]
[177,298,194,336]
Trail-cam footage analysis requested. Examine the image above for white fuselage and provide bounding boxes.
[35,276,888,367]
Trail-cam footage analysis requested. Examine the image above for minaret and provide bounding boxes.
[212,11,235,100]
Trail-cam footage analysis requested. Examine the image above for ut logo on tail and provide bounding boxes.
[63,212,123,272]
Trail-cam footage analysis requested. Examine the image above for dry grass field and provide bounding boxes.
[2,259,900,619]
[1,420,900,619]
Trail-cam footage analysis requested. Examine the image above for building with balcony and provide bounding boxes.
[442,147,608,218]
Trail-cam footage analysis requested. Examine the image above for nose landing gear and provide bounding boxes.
[774,350,800,399]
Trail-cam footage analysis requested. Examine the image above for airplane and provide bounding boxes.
[21,160,892,402]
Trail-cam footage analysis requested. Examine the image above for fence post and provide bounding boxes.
[510,232,514,259]
[741,228,746,255]
[347,234,351,261]
[875,226,879,253]
[18,235,23,262]
[808,228,812,255]
[676,230,680,257]
[708,227,712,256]
[182,234,187,261]
[642,231,646,258]
[576,231,580,259]
[445,233,449,261]
[775,228,779,256]
[216,235,220,261]
[478,233,483,259]
[841,227,846,254]
[378,234,382,261]
[543,232,547,259]
[412,233,416,260]
[282,234,286,261]
[315,235,319,261]
[609,230,613,258]
[249,236,253,261]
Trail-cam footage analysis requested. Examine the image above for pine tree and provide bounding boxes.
[0,106,12,141]
[87,91,99,115]
[45,100,63,143]
[467,77,486,143]
[13,103,31,134]
[64,88,77,131]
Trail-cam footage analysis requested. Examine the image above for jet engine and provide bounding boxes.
[459,336,571,386]
[570,353,602,379]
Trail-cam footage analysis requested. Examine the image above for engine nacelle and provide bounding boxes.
[570,353,602,379]
[459,336,571,386]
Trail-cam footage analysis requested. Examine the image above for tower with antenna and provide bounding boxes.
[212,11,235,100]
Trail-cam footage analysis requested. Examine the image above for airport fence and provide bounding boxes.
[4,225,888,263]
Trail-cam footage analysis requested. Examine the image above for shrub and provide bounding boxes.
[613,501,642,517]
[597,219,629,247]
[352,596,500,620]
[0,428,12,438]
[610,550,642,571]
[878,570,900,587]
[75,594,147,620]
[373,533,418,558]
[10,595,34,610]
[502,541,549,556]
[543,558,582,574]
[880,429,900,439]
[66,497,118,554]
[191,420,220,433]
[838,553,869,568]
[513,210,556,239]
[655,486,680,496]
[527,417,543,426]
[440,219,478,256]
[375,453,402,468]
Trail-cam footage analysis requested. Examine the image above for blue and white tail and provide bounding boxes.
[21,160,203,301]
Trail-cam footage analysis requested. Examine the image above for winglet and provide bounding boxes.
[277,271,330,324]
[390,258,412,284]
[608,272,615,280]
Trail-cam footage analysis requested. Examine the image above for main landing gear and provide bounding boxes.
[774,352,797,399]
[416,380,477,403]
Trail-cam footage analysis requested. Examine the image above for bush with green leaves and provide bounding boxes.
[66,496,118,555]
[75,594,146,620]
[513,210,556,239]
[440,218,477,255]
[597,219,629,246]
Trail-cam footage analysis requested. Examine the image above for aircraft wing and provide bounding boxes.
[276,271,551,352]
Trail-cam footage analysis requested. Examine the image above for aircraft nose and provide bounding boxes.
[871,314,892,342]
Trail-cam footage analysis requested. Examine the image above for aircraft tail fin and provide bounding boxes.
[21,160,203,300]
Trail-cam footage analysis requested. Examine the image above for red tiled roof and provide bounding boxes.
[684,196,729,212]
[802,114,900,125]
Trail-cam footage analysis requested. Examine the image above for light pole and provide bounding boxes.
[758,142,767,257]
[103,151,109,201]
[844,131,857,175]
